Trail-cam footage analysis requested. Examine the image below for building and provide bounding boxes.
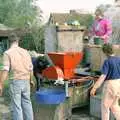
[45,11,87,53]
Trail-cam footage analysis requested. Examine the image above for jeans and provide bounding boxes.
[10,80,33,120]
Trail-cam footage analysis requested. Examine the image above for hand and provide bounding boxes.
[0,84,3,96]
[90,87,96,96]
[100,36,105,40]
[100,35,108,40]
[30,80,35,88]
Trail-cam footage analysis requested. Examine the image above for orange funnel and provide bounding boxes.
[47,52,83,79]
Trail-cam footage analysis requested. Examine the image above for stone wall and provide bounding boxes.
[44,25,57,52]
[45,25,85,53]
[57,30,84,52]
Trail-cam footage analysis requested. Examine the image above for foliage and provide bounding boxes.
[31,25,45,53]
[0,0,44,52]
[67,13,94,28]
[0,0,38,28]
[0,0,15,23]
[78,14,94,28]
[20,25,45,53]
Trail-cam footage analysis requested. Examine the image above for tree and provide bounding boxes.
[78,14,93,28]
[67,13,94,28]
[0,0,16,23]
[0,0,39,28]
[20,25,45,53]
[0,0,45,52]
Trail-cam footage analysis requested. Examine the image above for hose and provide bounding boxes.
[72,80,94,96]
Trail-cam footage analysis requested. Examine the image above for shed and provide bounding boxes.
[45,12,86,53]
[45,25,85,52]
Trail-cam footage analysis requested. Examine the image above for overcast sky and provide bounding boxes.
[35,0,114,20]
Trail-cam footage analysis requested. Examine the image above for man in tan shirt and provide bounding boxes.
[0,33,34,120]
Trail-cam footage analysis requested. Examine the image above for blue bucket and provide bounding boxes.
[35,88,66,104]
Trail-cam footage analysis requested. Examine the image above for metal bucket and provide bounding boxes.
[68,80,92,108]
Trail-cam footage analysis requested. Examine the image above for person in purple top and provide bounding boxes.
[90,44,120,120]
[90,9,112,44]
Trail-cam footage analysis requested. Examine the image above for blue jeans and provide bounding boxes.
[10,80,33,120]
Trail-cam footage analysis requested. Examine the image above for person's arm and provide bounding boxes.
[0,71,8,96]
[29,55,35,88]
[0,53,10,96]
[30,71,33,82]
[90,74,106,96]
[90,60,109,96]
[101,19,112,41]
[30,71,35,87]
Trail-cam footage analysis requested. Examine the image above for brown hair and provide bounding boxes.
[8,32,20,43]
[95,9,104,17]
[102,44,113,55]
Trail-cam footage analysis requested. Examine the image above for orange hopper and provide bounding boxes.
[42,52,83,80]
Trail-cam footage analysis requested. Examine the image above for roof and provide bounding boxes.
[0,24,13,31]
[56,25,86,32]
[49,13,72,25]
[0,24,14,36]
[0,24,26,37]
[48,12,90,25]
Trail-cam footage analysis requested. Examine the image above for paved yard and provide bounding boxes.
[0,97,99,120]
[0,97,11,120]
[72,106,100,120]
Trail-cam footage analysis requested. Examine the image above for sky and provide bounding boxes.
[35,0,114,20]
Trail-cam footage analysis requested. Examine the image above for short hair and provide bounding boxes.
[102,44,113,55]
[8,32,19,43]
[95,9,104,17]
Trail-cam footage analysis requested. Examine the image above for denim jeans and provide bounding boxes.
[10,80,33,120]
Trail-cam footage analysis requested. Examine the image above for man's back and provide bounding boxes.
[4,45,33,80]
[102,56,120,80]
[0,33,34,120]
